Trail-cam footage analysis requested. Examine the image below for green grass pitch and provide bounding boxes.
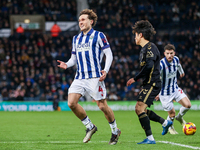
[0,110,199,150]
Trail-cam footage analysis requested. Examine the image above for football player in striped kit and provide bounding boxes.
[57,9,121,145]
[156,44,191,134]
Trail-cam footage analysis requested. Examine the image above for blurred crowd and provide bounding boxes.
[0,0,200,101]
[89,0,200,32]
[0,0,77,28]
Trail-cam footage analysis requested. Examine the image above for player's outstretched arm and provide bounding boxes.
[57,60,67,69]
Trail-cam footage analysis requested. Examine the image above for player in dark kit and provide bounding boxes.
[126,20,173,144]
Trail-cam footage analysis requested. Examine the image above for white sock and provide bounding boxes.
[167,115,174,122]
[147,135,154,141]
[167,115,174,130]
[162,120,168,127]
[109,119,118,135]
[81,116,94,130]
[176,107,190,119]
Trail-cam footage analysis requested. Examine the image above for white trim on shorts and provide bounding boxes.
[68,78,107,100]
[159,87,187,111]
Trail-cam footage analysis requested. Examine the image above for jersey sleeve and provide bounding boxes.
[65,36,77,68]
[174,56,184,75]
[98,32,110,50]
[103,47,113,73]
[160,60,163,80]
[177,60,184,75]
[71,35,76,55]
[160,61,163,73]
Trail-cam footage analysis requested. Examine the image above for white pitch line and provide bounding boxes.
[158,141,200,150]
[1,140,200,150]
[0,141,108,144]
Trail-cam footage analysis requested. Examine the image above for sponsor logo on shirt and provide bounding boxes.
[77,42,90,52]
[167,71,176,78]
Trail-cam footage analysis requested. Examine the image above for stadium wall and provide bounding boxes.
[1,101,200,111]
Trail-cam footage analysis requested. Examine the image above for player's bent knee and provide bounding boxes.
[135,104,144,115]
[68,101,77,109]
[135,108,143,115]
[96,99,108,112]
[98,105,106,112]
[186,103,191,109]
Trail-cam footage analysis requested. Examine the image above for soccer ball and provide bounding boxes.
[183,122,196,135]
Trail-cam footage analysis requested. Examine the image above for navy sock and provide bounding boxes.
[138,112,152,136]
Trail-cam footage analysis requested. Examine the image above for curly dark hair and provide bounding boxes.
[132,20,156,41]
[79,9,97,27]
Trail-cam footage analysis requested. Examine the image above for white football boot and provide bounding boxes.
[168,126,178,134]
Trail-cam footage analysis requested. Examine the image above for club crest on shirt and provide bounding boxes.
[102,38,107,44]
[148,46,151,50]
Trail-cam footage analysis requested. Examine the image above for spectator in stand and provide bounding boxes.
[50,22,61,38]
[61,80,69,91]
[14,82,26,101]
[108,92,118,101]
[16,24,24,34]
[53,94,59,110]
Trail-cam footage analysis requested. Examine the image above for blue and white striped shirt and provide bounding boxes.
[71,28,110,79]
[160,56,184,96]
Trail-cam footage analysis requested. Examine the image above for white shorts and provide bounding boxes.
[68,78,106,100]
[159,87,187,111]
